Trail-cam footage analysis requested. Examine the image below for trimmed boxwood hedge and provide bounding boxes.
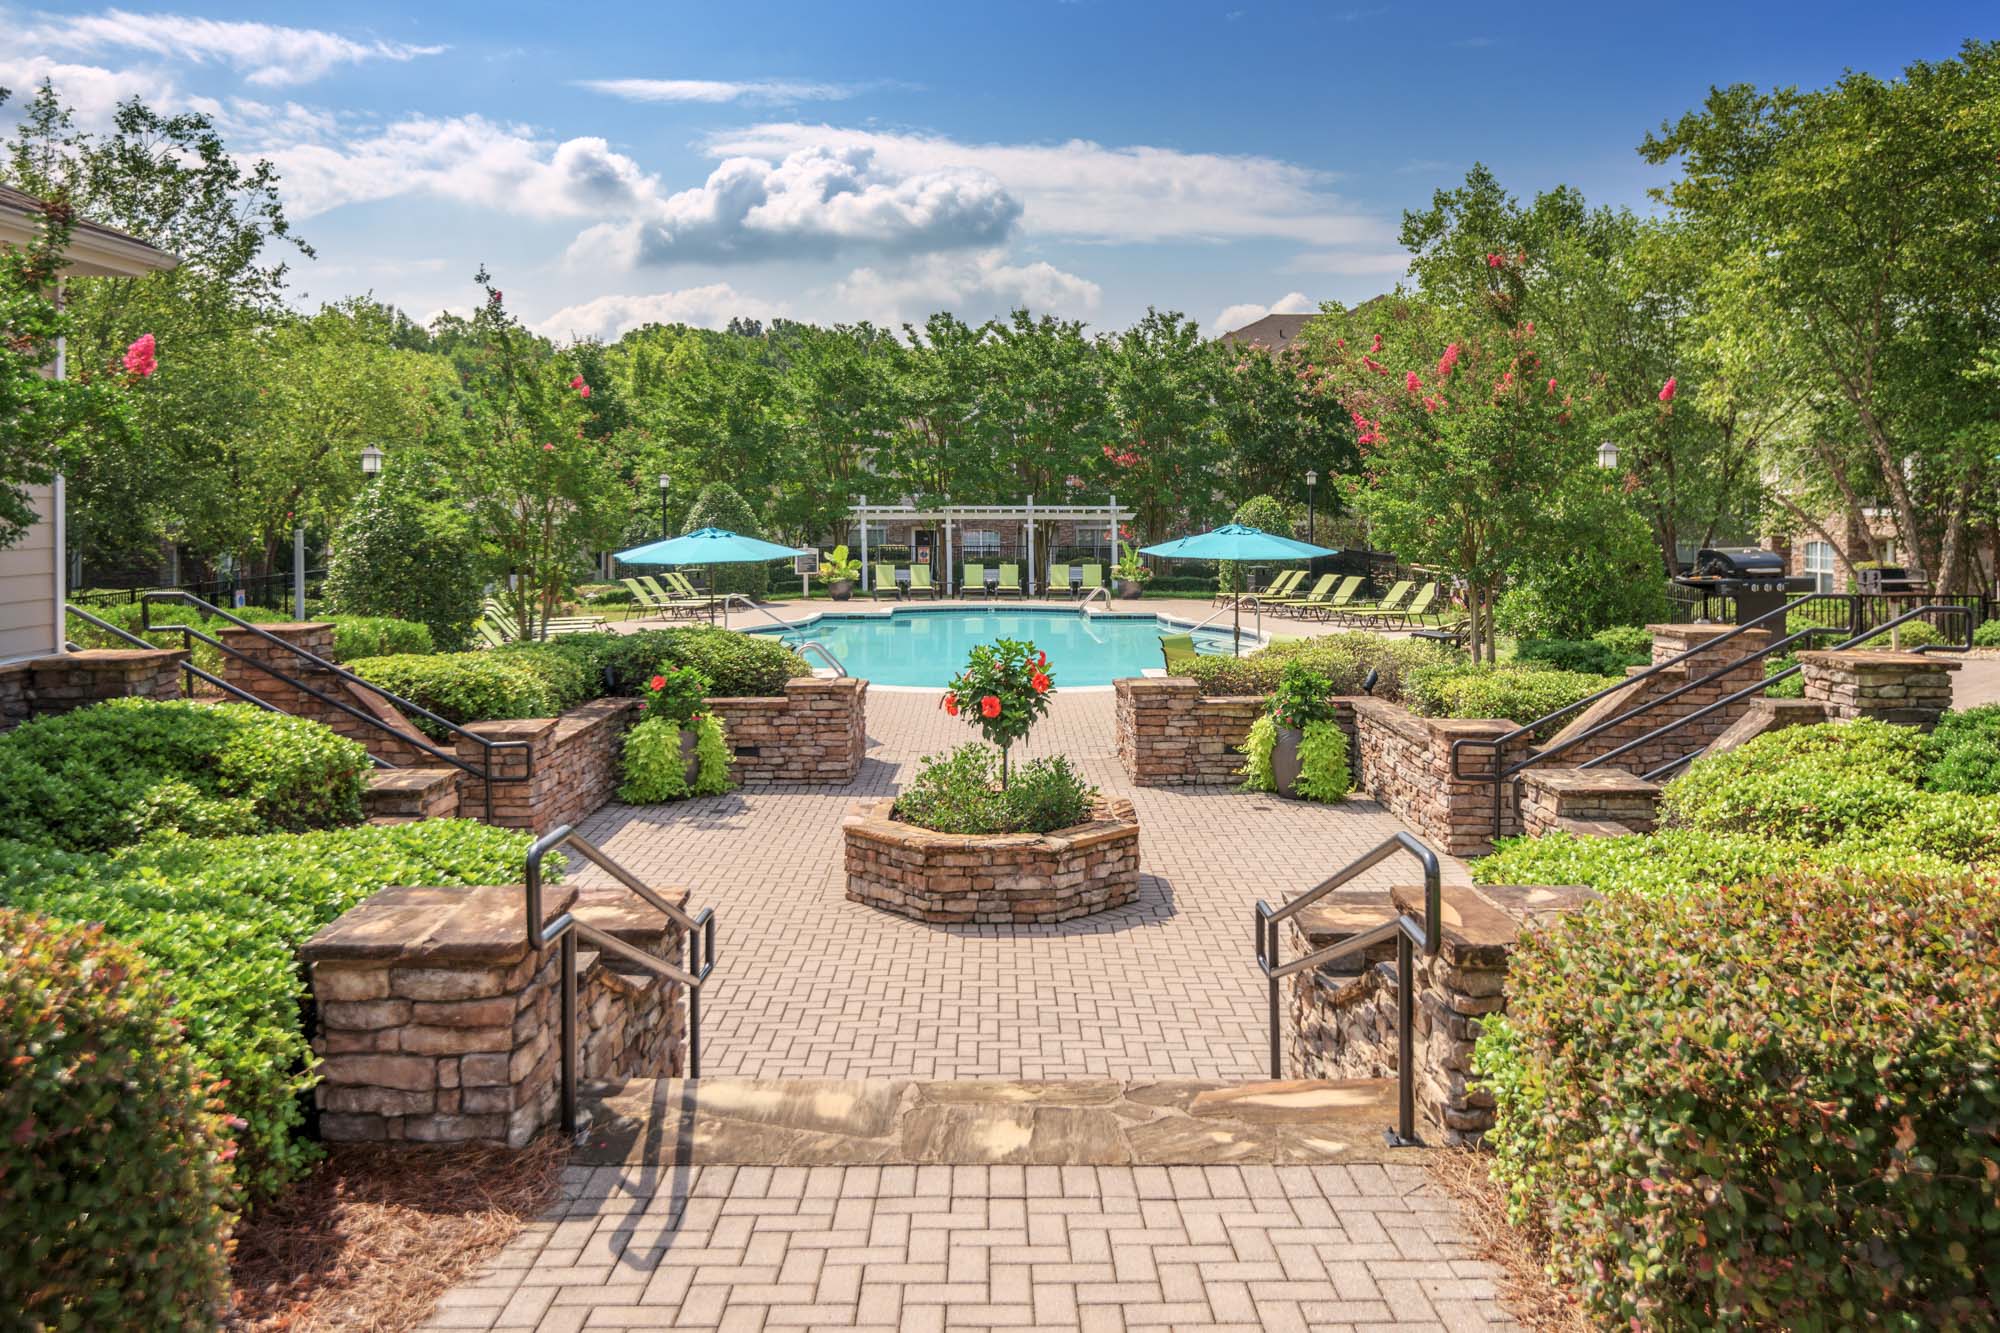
[0,821,540,1200]
[0,699,369,853]
[1477,872,2000,1329]
[1182,631,1453,701]
[1,910,237,1328]
[347,652,559,739]
[1403,662,1620,739]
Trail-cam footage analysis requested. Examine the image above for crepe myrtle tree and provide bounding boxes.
[938,638,1054,785]
[1302,299,1598,661]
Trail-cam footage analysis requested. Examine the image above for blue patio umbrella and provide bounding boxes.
[614,527,811,624]
[1139,524,1337,655]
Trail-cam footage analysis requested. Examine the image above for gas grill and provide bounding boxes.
[1673,548,1814,623]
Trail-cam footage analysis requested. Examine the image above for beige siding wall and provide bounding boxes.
[0,486,57,662]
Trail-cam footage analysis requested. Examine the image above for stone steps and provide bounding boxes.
[572,1076,1418,1168]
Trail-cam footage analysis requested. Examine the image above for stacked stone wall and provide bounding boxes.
[707,676,866,785]
[0,647,185,731]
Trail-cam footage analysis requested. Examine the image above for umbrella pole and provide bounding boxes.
[1233,565,1243,657]
[710,563,718,626]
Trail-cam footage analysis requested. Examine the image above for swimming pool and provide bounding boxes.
[750,607,1250,687]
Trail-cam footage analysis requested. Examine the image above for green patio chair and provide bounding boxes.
[1333,579,1414,625]
[994,563,1024,597]
[873,563,904,600]
[621,577,673,620]
[474,615,512,648]
[660,572,729,613]
[637,574,711,618]
[962,563,988,598]
[1078,564,1104,598]
[1252,569,1305,604]
[908,565,939,598]
[1159,633,1200,673]
[1048,562,1072,597]
[1290,574,1366,621]
[1348,582,1439,627]
[1266,573,1337,617]
[481,598,606,640]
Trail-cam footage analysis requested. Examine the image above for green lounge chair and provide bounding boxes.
[1159,633,1200,673]
[1290,574,1366,621]
[481,598,606,641]
[1078,564,1104,598]
[657,573,728,614]
[1255,569,1306,604]
[908,565,939,598]
[1348,582,1438,627]
[637,574,712,618]
[620,576,675,620]
[1048,562,1072,597]
[962,563,988,598]
[873,564,904,600]
[994,563,1024,598]
[474,616,512,648]
[1333,579,1414,625]
[1266,573,1337,616]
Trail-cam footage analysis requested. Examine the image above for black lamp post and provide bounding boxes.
[658,472,671,537]
[1305,467,1318,544]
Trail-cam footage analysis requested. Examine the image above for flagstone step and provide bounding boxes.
[574,1076,1421,1168]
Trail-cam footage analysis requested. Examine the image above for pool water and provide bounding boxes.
[751,607,1247,687]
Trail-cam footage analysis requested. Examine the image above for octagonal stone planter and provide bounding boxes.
[842,796,1141,925]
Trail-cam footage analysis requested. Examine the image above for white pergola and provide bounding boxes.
[849,496,1135,597]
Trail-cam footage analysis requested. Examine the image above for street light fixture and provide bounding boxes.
[658,472,672,537]
[1597,441,1619,470]
[1304,468,1319,544]
[359,444,385,476]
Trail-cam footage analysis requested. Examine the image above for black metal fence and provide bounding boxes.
[1666,583,1994,637]
[70,569,326,613]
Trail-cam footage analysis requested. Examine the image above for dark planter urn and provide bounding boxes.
[679,726,703,788]
[828,579,855,602]
[1272,726,1304,798]
[1115,578,1144,600]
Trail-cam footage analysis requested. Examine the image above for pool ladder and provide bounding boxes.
[721,593,849,676]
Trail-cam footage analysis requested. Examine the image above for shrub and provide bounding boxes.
[638,661,712,726]
[323,455,485,649]
[1238,714,1351,801]
[1974,618,2000,647]
[1404,662,1618,737]
[894,744,1097,835]
[1925,706,2000,796]
[325,613,434,661]
[679,482,769,598]
[598,627,808,697]
[0,821,538,1198]
[0,911,236,1328]
[0,699,368,852]
[1514,636,1640,676]
[617,715,730,803]
[1660,719,1930,842]
[1473,828,1968,899]
[1477,872,2000,1329]
[492,640,606,712]
[65,599,285,676]
[1589,624,1652,661]
[1184,632,1453,700]
[1267,660,1341,728]
[940,639,1055,781]
[347,652,557,737]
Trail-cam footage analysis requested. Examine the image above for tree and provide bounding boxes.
[1641,41,2000,590]
[680,481,769,598]
[981,310,1109,500]
[322,454,483,648]
[1098,309,1225,540]
[767,320,904,544]
[1213,337,1359,516]
[884,312,1002,503]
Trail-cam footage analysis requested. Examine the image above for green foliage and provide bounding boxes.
[1239,714,1278,792]
[347,652,557,737]
[1184,631,1454,700]
[1513,634,1646,675]
[0,699,367,852]
[681,481,770,597]
[1404,662,1618,736]
[894,744,1097,835]
[1477,873,2000,1329]
[490,641,603,712]
[1661,719,1930,840]
[65,598,285,675]
[1973,619,2000,647]
[1112,541,1150,583]
[1924,707,2000,796]
[1590,625,1653,660]
[616,715,730,803]
[1473,828,1967,899]
[1493,489,1669,640]
[1217,495,1295,595]
[326,614,434,661]
[1267,660,1341,729]
[323,456,484,650]
[0,910,235,1329]
[1294,722,1353,802]
[816,544,861,582]
[0,821,536,1198]
[941,639,1055,779]
[597,628,809,697]
[639,661,713,727]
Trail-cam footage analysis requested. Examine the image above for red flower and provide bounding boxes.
[1658,377,1677,403]
[649,674,666,691]
[1547,377,1558,394]
[942,692,959,716]
[1435,343,1459,378]
[1404,370,1422,393]
[1486,253,1502,268]
[543,442,556,451]
[1036,650,1047,667]
[123,333,157,377]
[579,384,592,398]
[570,374,585,389]
[1369,333,1383,354]
[1031,673,1050,694]
[980,695,1001,719]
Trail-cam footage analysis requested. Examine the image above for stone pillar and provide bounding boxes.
[301,884,574,1146]
[1798,649,1961,729]
[1351,699,1521,856]
[1516,766,1661,837]
[1114,677,1267,786]
[706,676,868,785]
[0,648,186,731]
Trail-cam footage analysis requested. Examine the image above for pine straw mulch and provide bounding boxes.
[1427,1147,1592,1333]
[227,1134,568,1332]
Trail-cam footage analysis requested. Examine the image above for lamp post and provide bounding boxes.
[1597,441,1619,470]
[1304,467,1318,547]
[658,472,671,537]
[360,444,385,478]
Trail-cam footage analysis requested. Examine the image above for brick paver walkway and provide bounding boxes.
[428,689,1515,1330]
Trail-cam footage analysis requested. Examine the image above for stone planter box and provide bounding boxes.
[706,676,867,785]
[843,796,1141,925]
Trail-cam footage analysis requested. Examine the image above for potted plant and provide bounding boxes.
[617,662,731,801]
[1256,661,1348,800]
[937,638,1054,785]
[1113,542,1151,600]
[817,544,861,600]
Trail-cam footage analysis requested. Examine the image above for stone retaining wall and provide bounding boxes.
[844,796,1141,925]
[1287,882,1598,1146]
[1516,766,1661,838]
[218,621,439,768]
[1113,676,1359,788]
[1799,649,1960,728]
[0,647,185,731]
[706,675,867,785]
[1352,699,1521,857]
[457,697,641,833]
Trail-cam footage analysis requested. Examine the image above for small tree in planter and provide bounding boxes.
[618,662,731,802]
[1240,661,1351,801]
[938,638,1053,785]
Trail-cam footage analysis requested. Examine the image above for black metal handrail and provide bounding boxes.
[137,590,531,821]
[1254,831,1440,1147]
[525,825,717,1135]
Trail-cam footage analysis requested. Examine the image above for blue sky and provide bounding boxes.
[2,2,1987,340]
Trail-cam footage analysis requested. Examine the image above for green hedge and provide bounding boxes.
[1474,827,1969,898]
[1182,631,1454,701]
[1974,619,2000,647]
[0,821,540,1200]
[347,652,558,738]
[66,599,286,676]
[1477,872,2000,1329]
[1,910,237,1328]
[1924,705,2000,796]
[325,614,434,661]
[0,699,369,853]
[1513,634,1647,676]
[1403,662,1619,738]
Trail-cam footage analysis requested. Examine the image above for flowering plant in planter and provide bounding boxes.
[1112,542,1151,595]
[619,661,730,801]
[1241,662,1351,801]
[938,638,1053,784]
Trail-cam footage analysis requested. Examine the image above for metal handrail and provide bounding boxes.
[720,593,798,633]
[1180,597,1264,652]
[1253,831,1440,1147]
[1078,586,1112,613]
[526,825,717,1136]
[138,590,531,821]
[791,640,848,676]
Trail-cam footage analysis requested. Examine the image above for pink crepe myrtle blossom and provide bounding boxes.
[1435,343,1460,378]
[1404,370,1422,393]
[1486,253,1502,268]
[569,374,585,389]
[1369,333,1383,354]
[1547,377,1558,394]
[1423,396,1440,413]
[123,333,157,377]
[542,442,556,452]
[1658,377,1677,403]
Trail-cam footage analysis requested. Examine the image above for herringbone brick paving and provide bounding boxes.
[426,689,1514,1329]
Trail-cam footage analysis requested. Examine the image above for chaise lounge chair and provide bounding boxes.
[994,563,1024,598]
[1288,574,1367,621]
[1333,579,1414,625]
[873,564,904,600]
[908,565,939,599]
[621,576,674,621]
[480,598,607,643]
[1249,569,1305,606]
[1159,633,1200,673]
[1265,573,1337,617]
[962,563,988,598]
[1347,582,1439,628]
[1078,564,1105,599]
[1048,562,1073,598]
[639,574,720,617]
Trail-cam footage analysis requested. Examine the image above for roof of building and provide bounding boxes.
[1218,311,1317,353]
[0,184,179,278]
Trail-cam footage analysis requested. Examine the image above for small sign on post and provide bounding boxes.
[796,551,817,598]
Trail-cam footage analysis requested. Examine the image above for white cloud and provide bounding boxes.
[0,52,178,124]
[833,250,1101,327]
[565,145,1020,268]
[22,9,443,86]
[578,77,864,105]
[704,123,1394,249]
[533,283,778,341]
[1212,291,1315,334]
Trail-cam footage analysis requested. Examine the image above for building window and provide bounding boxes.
[961,529,1000,557]
[1804,540,1836,593]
